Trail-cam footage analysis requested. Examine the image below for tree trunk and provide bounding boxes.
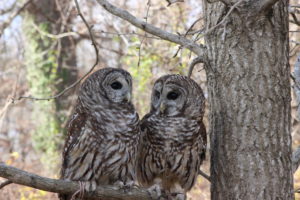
[204,0,294,199]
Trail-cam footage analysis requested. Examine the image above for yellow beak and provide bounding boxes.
[160,102,166,113]
[125,92,131,103]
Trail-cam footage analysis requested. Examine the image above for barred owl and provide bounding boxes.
[137,74,206,200]
[60,68,140,200]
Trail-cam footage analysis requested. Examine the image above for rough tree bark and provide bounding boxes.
[204,0,294,199]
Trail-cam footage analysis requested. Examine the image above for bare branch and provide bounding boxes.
[96,30,161,40]
[0,163,151,200]
[165,0,184,6]
[290,5,300,9]
[199,170,211,182]
[0,0,33,37]
[14,0,99,101]
[137,0,151,67]
[290,12,300,26]
[188,57,205,77]
[0,180,12,189]
[95,0,207,59]
[0,1,17,15]
[31,21,78,39]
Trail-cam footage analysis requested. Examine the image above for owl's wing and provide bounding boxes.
[137,113,154,186]
[61,110,87,178]
[198,121,207,166]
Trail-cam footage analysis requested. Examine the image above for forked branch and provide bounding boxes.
[95,0,207,60]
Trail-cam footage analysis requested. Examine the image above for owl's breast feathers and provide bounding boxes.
[61,102,140,184]
[138,114,206,190]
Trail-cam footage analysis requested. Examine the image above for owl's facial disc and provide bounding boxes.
[150,81,163,113]
[160,84,186,117]
[104,73,132,104]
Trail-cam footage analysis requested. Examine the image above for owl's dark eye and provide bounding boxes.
[111,81,122,90]
[154,91,160,99]
[167,91,179,100]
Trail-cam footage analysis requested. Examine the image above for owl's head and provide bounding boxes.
[79,68,133,107]
[150,74,205,118]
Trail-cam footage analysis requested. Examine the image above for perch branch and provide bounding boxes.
[0,163,151,200]
[0,180,12,189]
[14,0,99,101]
[95,0,207,59]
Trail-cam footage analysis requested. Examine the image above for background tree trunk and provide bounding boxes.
[204,0,294,199]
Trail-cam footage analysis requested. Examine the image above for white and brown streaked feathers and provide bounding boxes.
[60,68,140,200]
[137,74,206,198]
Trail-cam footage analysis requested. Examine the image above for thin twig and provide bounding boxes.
[137,0,151,67]
[290,5,300,8]
[14,0,99,101]
[173,17,203,58]
[195,0,244,40]
[199,170,211,182]
[97,30,161,39]
[290,12,300,26]
[31,21,78,39]
[0,180,12,189]
[188,56,204,77]
[0,0,33,37]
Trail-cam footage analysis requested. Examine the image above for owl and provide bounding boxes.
[60,68,140,200]
[137,74,206,200]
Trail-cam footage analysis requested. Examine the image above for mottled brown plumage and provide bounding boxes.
[60,68,140,200]
[137,74,206,200]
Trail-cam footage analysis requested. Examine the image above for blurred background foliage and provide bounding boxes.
[0,0,299,199]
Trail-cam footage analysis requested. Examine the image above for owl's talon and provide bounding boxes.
[168,192,186,200]
[113,180,138,192]
[146,184,164,200]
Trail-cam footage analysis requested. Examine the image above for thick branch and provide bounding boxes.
[0,163,151,200]
[95,0,207,60]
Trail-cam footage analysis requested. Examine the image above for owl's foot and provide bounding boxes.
[146,183,166,200]
[113,180,139,192]
[168,192,186,200]
[69,181,97,200]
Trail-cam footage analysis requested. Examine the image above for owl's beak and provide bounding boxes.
[160,102,166,113]
[124,92,131,103]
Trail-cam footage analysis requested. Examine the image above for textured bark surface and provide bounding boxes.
[204,0,294,199]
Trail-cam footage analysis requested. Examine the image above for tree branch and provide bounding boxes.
[94,0,207,60]
[0,163,151,200]
[188,57,205,77]
[0,0,33,37]
[0,180,12,189]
